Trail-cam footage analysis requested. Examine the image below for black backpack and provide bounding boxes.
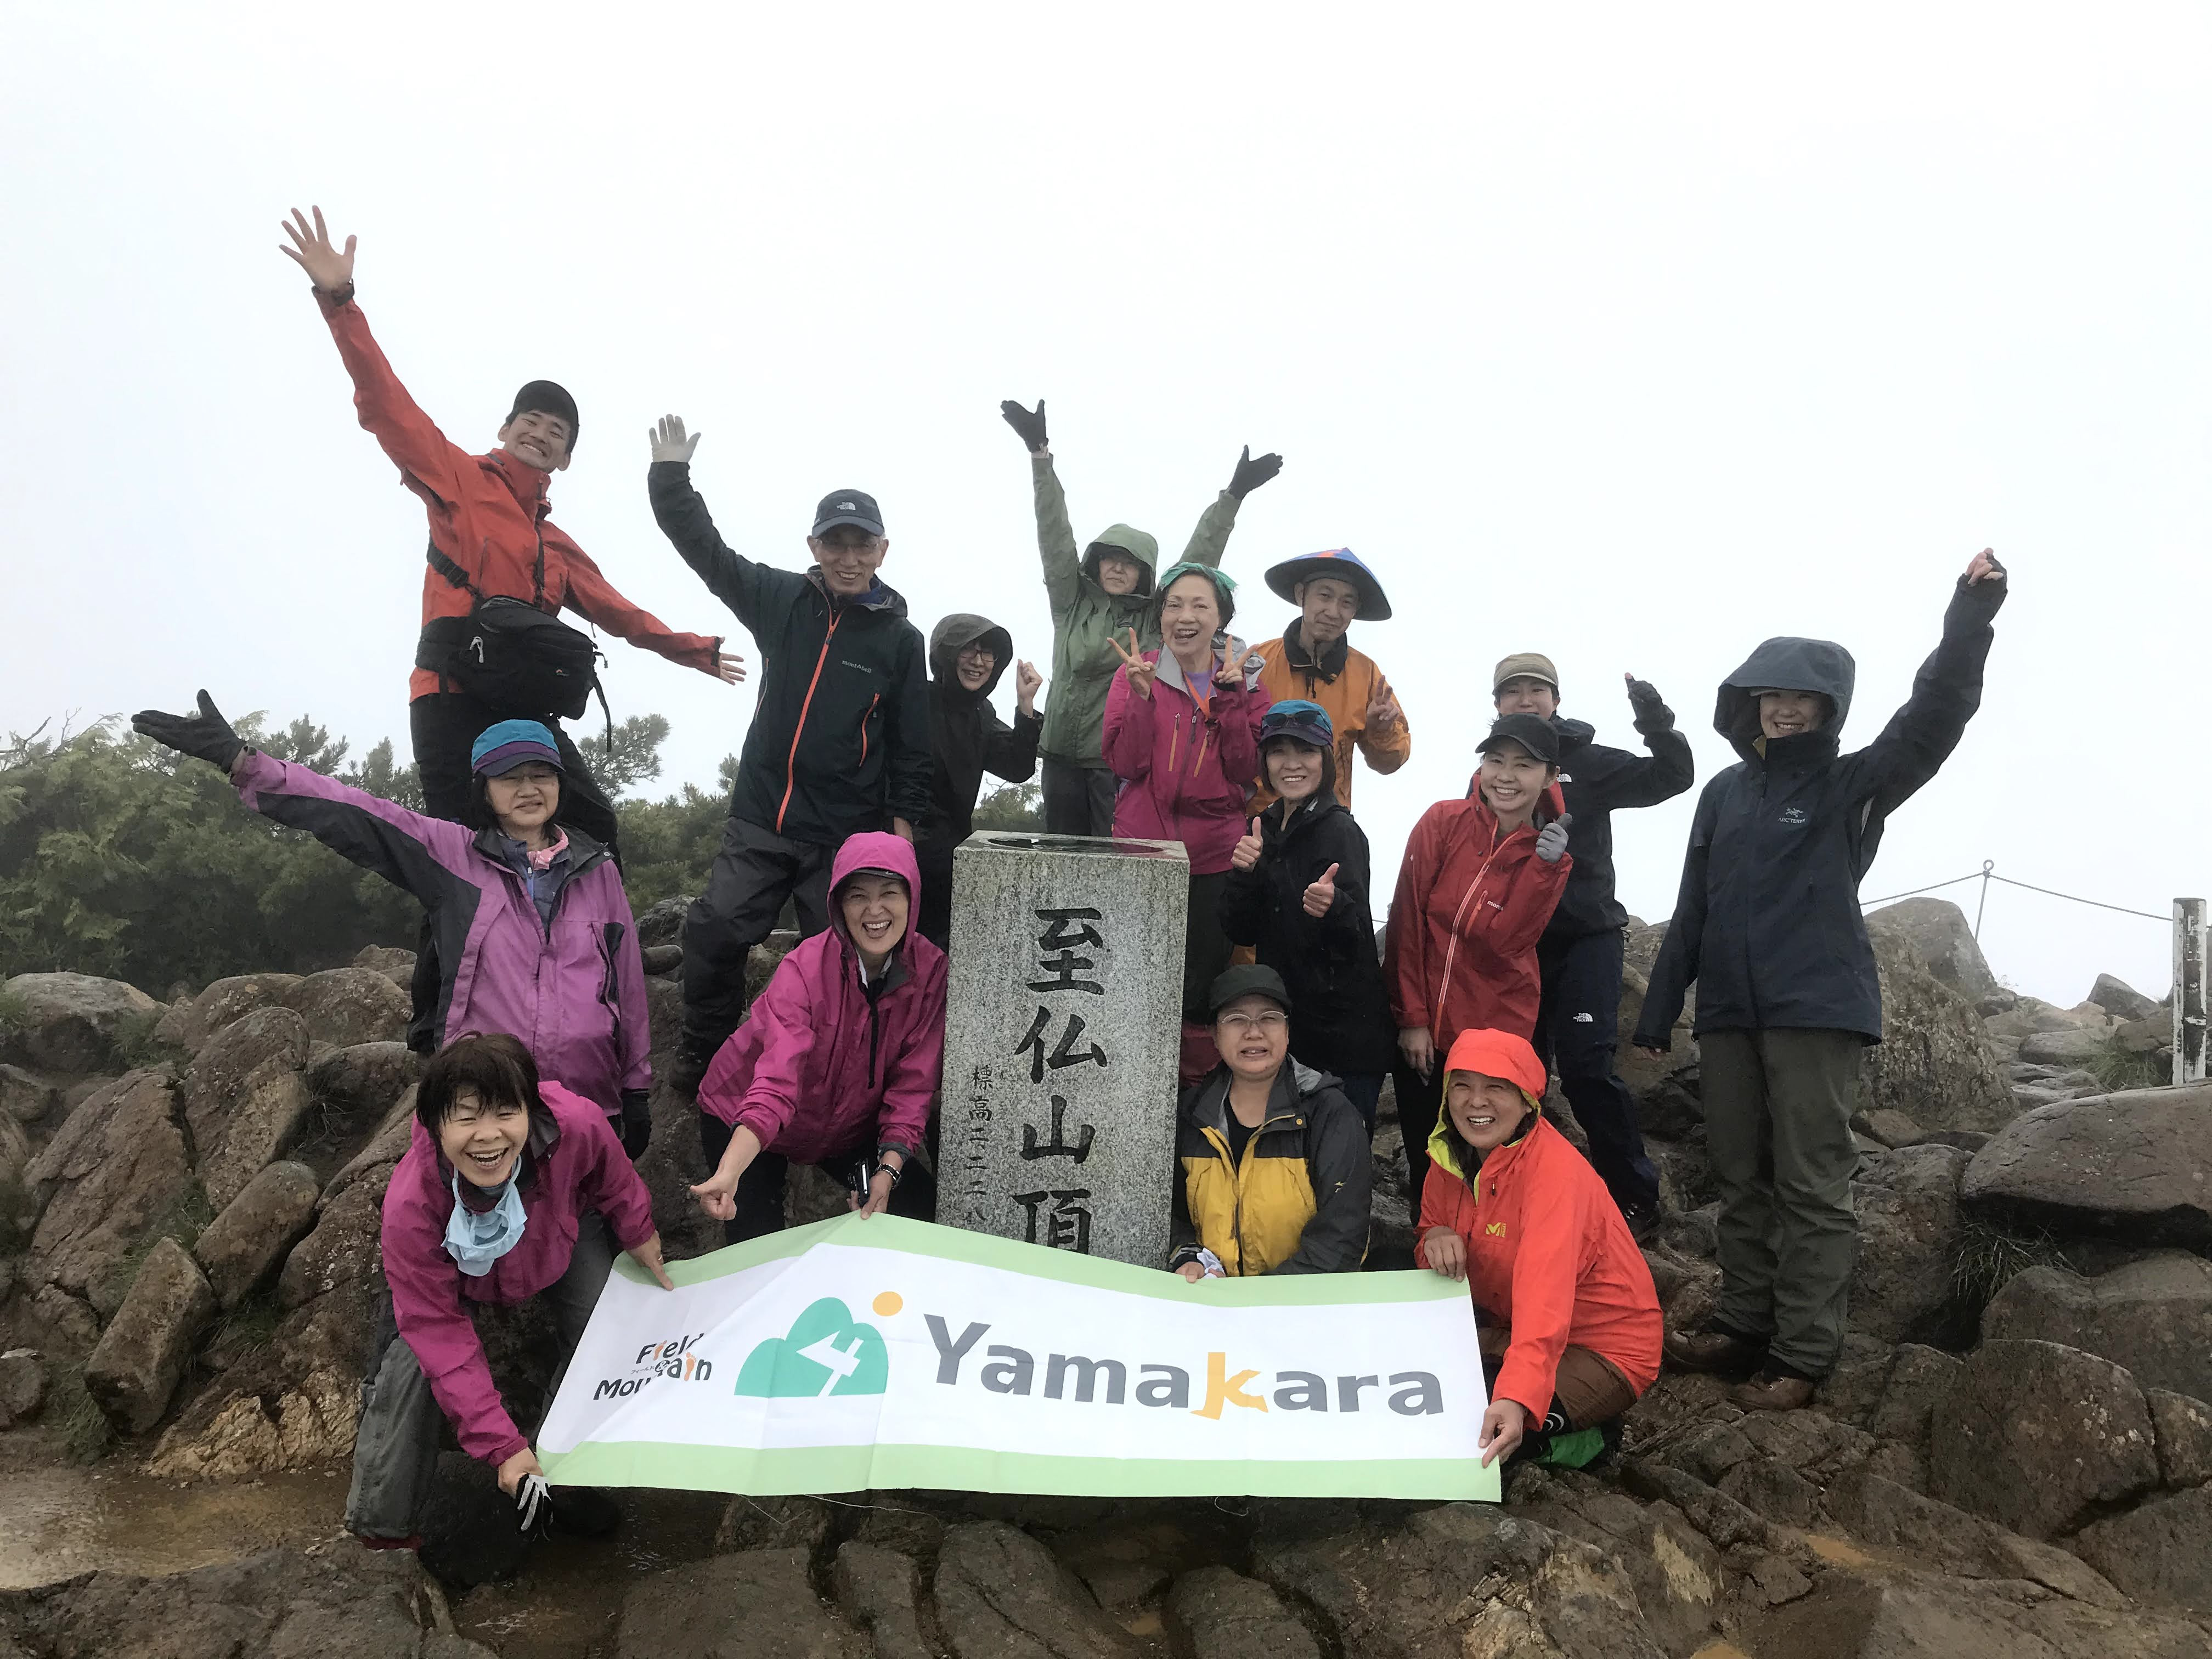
[413,538,610,731]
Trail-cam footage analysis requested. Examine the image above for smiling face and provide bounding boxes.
[438,1086,531,1189]
[1476,741,1558,823]
[1096,549,1144,596]
[1758,689,1827,740]
[1295,575,1361,650]
[484,763,561,840]
[955,641,997,691]
[1445,1070,1534,1157]
[497,409,572,473]
[1158,572,1222,665]
[839,872,910,967]
[1215,991,1289,1085]
[1263,736,1325,803]
[1493,675,1559,719]
[810,527,889,597]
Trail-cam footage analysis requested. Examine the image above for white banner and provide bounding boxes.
[538,1213,1496,1501]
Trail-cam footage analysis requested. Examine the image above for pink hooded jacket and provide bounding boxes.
[698,833,947,1164]
[1101,648,1272,873]
[381,1081,656,1467]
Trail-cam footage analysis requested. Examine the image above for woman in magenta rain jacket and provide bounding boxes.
[692,831,948,1242]
[131,695,654,1152]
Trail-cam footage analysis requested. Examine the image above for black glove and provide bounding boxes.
[513,1471,553,1538]
[1624,678,1673,730]
[131,690,244,772]
[1000,399,1048,453]
[1226,445,1283,500]
[619,1091,652,1160]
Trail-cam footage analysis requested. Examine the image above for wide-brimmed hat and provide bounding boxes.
[1263,548,1392,620]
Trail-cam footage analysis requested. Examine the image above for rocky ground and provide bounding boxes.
[1,893,2208,1657]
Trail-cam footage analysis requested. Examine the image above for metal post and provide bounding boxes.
[2175,899,2207,1087]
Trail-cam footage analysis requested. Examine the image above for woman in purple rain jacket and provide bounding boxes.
[131,696,654,1153]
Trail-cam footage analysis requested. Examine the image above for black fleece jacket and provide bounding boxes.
[1634,574,2006,1045]
[650,462,931,847]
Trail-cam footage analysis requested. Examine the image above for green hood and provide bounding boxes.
[1081,524,1161,596]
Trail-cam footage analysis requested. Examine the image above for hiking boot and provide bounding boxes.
[667,1037,715,1102]
[1729,1370,1817,1412]
[1662,1326,1768,1376]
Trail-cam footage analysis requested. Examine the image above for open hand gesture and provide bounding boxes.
[1965,548,2006,586]
[1232,817,1265,871]
[1227,446,1283,500]
[1000,399,1048,454]
[278,206,355,292]
[713,650,747,685]
[1302,861,1340,918]
[1109,630,1158,700]
[1013,659,1043,715]
[1364,678,1401,731]
[651,414,702,464]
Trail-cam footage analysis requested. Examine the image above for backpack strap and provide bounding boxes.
[425,537,483,600]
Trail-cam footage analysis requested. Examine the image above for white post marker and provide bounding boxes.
[2175,898,2207,1087]
[535,1213,1498,1503]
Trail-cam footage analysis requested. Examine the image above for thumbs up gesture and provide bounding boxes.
[1232,816,1266,871]
[1302,861,1340,917]
[1534,813,1573,865]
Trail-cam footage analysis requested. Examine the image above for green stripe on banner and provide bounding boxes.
[540,1438,1501,1502]
[611,1212,1465,1307]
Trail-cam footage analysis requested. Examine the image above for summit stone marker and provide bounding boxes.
[939,831,1188,1267]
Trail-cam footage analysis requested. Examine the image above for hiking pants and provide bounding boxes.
[1040,758,1118,838]
[344,1211,614,1541]
[1699,1027,1863,1381]
[1478,1325,1639,1428]
[680,816,834,1062]
[1391,1058,1445,1221]
[698,1113,938,1245]
[407,692,622,1052]
[1534,928,1661,1214]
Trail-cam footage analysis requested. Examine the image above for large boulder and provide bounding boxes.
[282,967,410,1048]
[23,1069,195,1316]
[2018,1026,2118,1066]
[1865,896,2001,1002]
[1164,1566,1319,1659]
[150,973,301,1056]
[304,1042,420,1131]
[1751,1570,2210,1659]
[830,1542,929,1659]
[1981,1252,2212,1404]
[193,1160,320,1309]
[0,1545,486,1657]
[616,1549,861,1658]
[1860,930,2013,1132]
[0,972,161,1072]
[196,1063,313,1213]
[2070,1483,2212,1613]
[1962,1084,2212,1248]
[0,1062,60,1125]
[1928,1338,2159,1538]
[2091,973,2165,1022]
[1850,1144,1970,1342]
[933,1521,1137,1658]
[0,1348,47,1430]
[1253,1502,1665,1659]
[351,943,417,991]
[178,1007,310,1149]
[83,1237,217,1433]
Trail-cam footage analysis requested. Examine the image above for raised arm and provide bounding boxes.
[554,528,736,681]
[1592,676,1695,809]
[1357,673,1412,778]
[279,206,464,506]
[1178,445,1282,569]
[646,418,797,636]
[1011,402,1086,619]
[981,661,1045,783]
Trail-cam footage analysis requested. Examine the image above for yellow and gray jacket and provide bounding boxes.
[1169,1062,1371,1276]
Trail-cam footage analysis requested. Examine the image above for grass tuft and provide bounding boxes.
[1951,1215,2069,1315]
[2080,1033,2166,1096]
[49,1361,114,1464]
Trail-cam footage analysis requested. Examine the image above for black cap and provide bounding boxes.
[1476,713,1560,766]
[1207,963,1292,1017]
[812,490,885,538]
[507,380,579,450]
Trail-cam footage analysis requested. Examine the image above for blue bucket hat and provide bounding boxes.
[470,720,565,778]
[1260,699,1334,752]
[1263,548,1392,621]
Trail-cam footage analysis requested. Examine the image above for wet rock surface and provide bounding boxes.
[0,972,162,1073]
[1981,1251,2212,1403]
[1963,1083,2212,1247]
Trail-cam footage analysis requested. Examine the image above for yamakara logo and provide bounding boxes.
[734,1293,899,1399]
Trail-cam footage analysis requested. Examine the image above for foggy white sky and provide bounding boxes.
[4,4,2205,1006]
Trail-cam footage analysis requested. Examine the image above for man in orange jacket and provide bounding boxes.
[278,206,744,852]
[1415,1028,1661,1471]
[1248,550,1409,813]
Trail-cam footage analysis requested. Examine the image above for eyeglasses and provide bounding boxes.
[1217,1010,1288,1034]
[495,767,561,786]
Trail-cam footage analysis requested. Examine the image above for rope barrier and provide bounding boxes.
[1862,858,2168,932]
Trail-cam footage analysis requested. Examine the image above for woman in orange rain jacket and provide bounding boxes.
[1415,1028,1662,1471]
[1385,713,1572,1205]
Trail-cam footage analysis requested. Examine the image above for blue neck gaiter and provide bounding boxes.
[444,1171,528,1276]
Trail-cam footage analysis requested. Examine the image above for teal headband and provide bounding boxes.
[1154,562,1237,597]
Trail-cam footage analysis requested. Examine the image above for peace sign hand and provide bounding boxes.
[1364,678,1401,730]
[1232,817,1265,871]
[1302,861,1340,918]
[1212,635,1253,690]
[1109,630,1157,700]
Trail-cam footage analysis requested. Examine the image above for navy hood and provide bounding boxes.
[1715,637,1856,761]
